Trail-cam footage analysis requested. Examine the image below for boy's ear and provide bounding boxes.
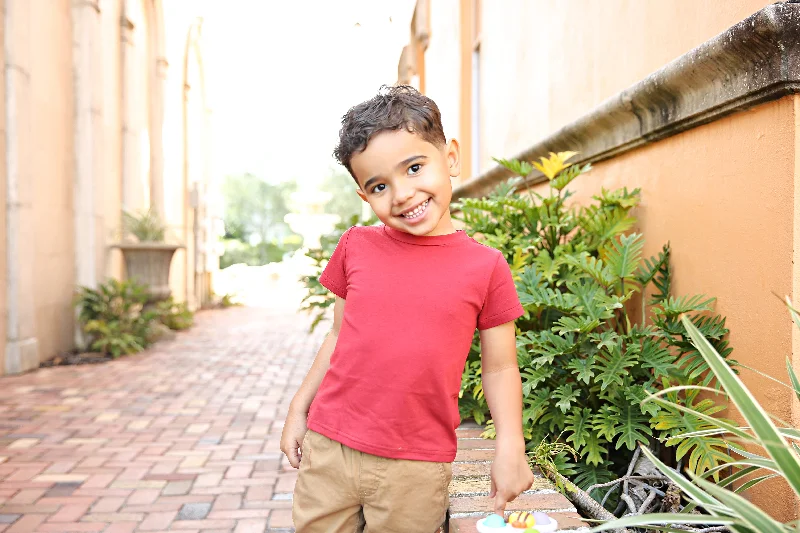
[356,188,368,202]
[446,138,461,178]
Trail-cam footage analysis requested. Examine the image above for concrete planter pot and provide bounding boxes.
[112,243,185,302]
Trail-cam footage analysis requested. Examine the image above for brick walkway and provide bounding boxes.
[0,303,589,533]
[0,306,323,533]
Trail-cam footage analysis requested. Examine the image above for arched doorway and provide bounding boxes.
[182,18,212,308]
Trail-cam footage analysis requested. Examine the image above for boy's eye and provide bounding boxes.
[408,164,422,175]
[371,183,386,194]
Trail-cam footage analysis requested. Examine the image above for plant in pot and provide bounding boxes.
[112,208,185,303]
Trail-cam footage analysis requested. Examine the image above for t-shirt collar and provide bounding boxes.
[382,225,469,246]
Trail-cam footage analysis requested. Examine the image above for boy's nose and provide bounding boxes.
[393,185,415,206]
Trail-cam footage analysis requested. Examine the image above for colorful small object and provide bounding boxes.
[475,511,557,533]
[532,512,549,524]
[483,514,507,529]
[508,511,536,528]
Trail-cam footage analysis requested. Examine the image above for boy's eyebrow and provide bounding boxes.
[363,155,427,191]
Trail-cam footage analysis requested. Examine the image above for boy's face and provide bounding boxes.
[350,129,461,237]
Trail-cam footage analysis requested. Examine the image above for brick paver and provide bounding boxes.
[0,306,323,532]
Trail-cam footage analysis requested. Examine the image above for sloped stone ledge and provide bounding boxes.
[452,2,800,201]
[447,423,590,532]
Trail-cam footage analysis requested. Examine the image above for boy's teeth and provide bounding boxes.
[403,199,429,219]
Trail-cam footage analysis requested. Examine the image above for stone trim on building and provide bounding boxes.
[452,2,800,201]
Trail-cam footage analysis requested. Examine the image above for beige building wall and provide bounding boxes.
[474,0,774,174]
[0,0,216,375]
[432,0,772,175]
[30,0,76,362]
[414,0,800,519]
[424,0,461,142]
[0,4,7,373]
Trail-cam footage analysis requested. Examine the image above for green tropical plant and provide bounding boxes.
[454,152,735,505]
[122,209,166,242]
[155,297,194,330]
[76,279,158,358]
[592,302,800,532]
[299,214,377,333]
[76,280,194,358]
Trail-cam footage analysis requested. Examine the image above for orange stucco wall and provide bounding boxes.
[529,95,798,517]
[420,0,800,519]
[31,0,77,361]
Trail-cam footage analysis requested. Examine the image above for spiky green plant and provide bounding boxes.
[76,279,158,358]
[122,209,166,242]
[592,302,800,532]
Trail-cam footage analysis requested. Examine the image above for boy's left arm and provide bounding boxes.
[480,320,535,515]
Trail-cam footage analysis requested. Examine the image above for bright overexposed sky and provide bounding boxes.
[197,0,417,187]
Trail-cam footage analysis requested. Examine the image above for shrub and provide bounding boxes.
[454,153,735,504]
[76,279,158,358]
[155,297,194,330]
[76,280,195,358]
[220,239,292,268]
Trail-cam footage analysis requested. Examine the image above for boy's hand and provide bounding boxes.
[280,408,308,469]
[489,441,534,515]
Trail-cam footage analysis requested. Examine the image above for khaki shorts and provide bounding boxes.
[293,430,452,533]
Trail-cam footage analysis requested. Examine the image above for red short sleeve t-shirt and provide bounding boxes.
[307,225,524,462]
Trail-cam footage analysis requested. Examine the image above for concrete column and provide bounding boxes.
[120,14,147,212]
[71,0,102,347]
[149,56,167,218]
[4,0,39,374]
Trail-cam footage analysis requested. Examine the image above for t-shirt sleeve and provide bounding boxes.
[477,253,524,330]
[318,227,352,299]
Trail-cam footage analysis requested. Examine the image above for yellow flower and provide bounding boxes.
[532,151,578,180]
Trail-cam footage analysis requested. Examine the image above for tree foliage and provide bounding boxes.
[320,168,364,224]
[222,173,296,244]
[220,173,301,267]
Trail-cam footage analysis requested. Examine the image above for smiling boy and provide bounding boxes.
[281,85,533,532]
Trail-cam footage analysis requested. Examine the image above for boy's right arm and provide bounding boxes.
[280,296,346,468]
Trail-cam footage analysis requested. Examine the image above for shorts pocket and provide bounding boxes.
[300,431,311,468]
[438,461,453,496]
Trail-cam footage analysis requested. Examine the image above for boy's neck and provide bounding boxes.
[422,210,456,237]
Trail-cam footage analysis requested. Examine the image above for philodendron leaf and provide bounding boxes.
[493,157,533,178]
[609,402,653,451]
[601,233,644,288]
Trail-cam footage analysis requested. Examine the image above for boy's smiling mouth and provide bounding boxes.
[399,198,430,220]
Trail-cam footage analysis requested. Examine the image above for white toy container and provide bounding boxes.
[475,514,559,533]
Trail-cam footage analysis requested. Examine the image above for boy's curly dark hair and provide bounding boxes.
[333,85,446,182]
